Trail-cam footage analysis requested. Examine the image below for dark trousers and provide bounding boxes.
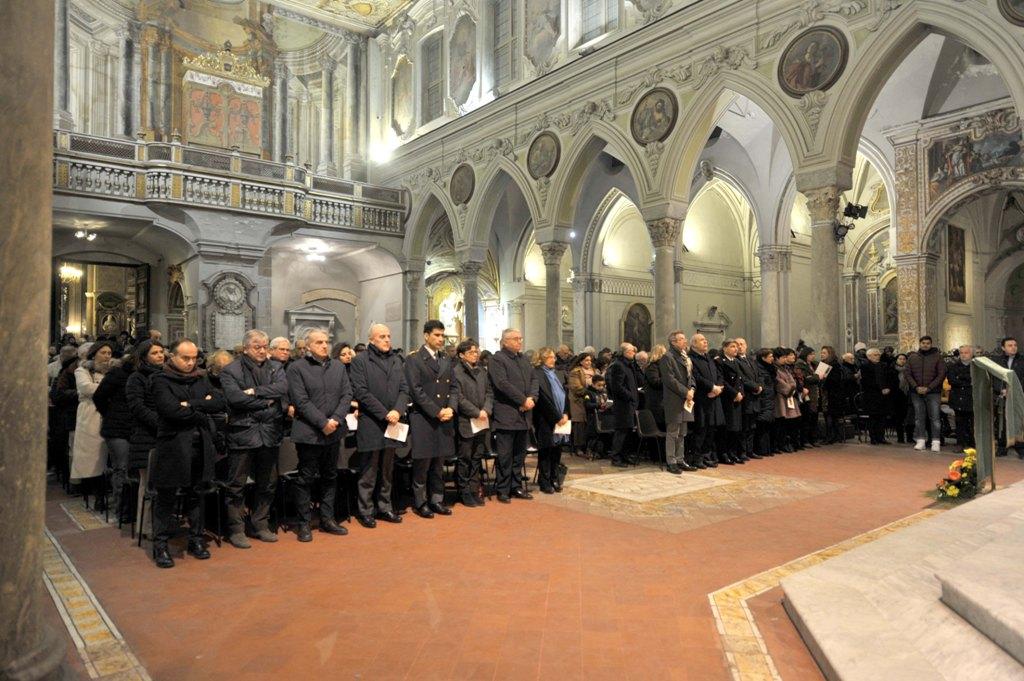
[740,413,756,457]
[225,446,278,534]
[456,433,486,499]
[755,421,773,455]
[494,429,528,496]
[354,448,395,516]
[868,414,887,444]
[611,428,635,463]
[412,456,445,507]
[153,486,204,546]
[537,446,562,490]
[693,423,718,463]
[801,407,819,445]
[293,442,339,524]
[954,411,974,448]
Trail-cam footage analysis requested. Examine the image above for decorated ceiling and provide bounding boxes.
[265,0,413,33]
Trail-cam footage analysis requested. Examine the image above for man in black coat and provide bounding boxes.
[994,337,1024,457]
[220,330,290,547]
[149,339,225,569]
[946,345,975,451]
[604,343,641,467]
[689,333,725,467]
[453,339,493,506]
[488,328,539,503]
[735,338,764,460]
[286,329,353,541]
[405,320,460,518]
[349,324,409,526]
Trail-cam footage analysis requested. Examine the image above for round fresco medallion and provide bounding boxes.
[450,163,475,205]
[999,0,1024,26]
[527,132,561,179]
[631,88,678,146]
[778,26,849,98]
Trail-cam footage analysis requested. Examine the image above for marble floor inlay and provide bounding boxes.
[566,469,734,501]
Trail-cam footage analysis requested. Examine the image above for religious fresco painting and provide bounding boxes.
[527,131,560,179]
[525,0,561,72]
[947,224,967,304]
[187,89,225,148]
[450,163,475,205]
[778,26,848,97]
[631,88,677,145]
[999,0,1024,26]
[184,78,263,154]
[926,126,1023,202]
[623,303,653,351]
[449,15,477,106]
[883,279,899,336]
[391,55,414,136]
[227,98,261,150]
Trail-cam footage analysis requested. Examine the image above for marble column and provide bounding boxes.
[342,37,366,181]
[572,274,595,349]
[842,272,862,350]
[144,25,161,137]
[317,57,337,176]
[119,21,142,138]
[646,217,682,346]
[1,2,66,678]
[757,245,792,346]
[273,62,290,163]
[804,186,841,348]
[540,242,568,347]
[159,30,172,140]
[53,0,73,129]
[403,266,425,348]
[508,301,526,339]
[674,260,685,332]
[460,261,482,341]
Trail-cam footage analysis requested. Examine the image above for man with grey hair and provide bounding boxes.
[661,332,696,473]
[605,342,641,467]
[488,328,539,502]
[947,344,975,451]
[220,329,290,547]
[268,336,292,367]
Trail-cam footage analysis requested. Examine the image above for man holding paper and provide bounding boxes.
[454,339,492,506]
[489,328,539,503]
[405,320,460,518]
[285,329,353,542]
[533,347,571,493]
[349,324,409,527]
[660,331,696,474]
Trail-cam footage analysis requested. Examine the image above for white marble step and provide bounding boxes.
[938,533,1024,666]
[782,482,1024,681]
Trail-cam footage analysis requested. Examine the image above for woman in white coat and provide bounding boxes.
[71,341,115,503]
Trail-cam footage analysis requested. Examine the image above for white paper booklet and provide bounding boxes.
[345,413,359,431]
[470,416,489,434]
[554,420,572,435]
[385,421,409,443]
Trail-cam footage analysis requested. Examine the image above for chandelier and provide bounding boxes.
[58,264,83,282]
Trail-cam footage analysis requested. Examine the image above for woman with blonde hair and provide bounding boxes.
[532,347,571,493]
[644,344,668,430]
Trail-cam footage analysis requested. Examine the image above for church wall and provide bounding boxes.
[269,251,360,343]
[360,272,406,348]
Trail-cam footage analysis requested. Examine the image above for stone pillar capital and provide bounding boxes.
[322,55,339,73]
[757,245,792,272]
[459,260,484,278]
[802,185,841,224]
[539,241,568,266]
[646,217,682,249]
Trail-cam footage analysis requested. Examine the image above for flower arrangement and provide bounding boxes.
[936,448,978,500]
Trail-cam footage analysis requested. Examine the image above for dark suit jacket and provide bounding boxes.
[349,344,409,451]
[405,346,459,459]
[689,350,724,428]
[286,354,352,446]
[454,360,493,439]
[488,348,539,431]
[221,355,288,449]
[736,356,763,415]
[150,368,224,489]
[660,347,694,424]
[605,356,640,430]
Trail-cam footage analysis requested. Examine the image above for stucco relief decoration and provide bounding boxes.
[213,276,247,313]
[925,108,1023,206]
[391,55,414,137]
[778,26,848,98]
[554,100,615,136]
[615,65,693,106]
[203,272,255,350]
[646,217,682,248]
[797,90,829,136]
[758,2,866,51]
[692,46,756,90]
[525,0,561,75]
[998,0,1024,26]
[631,88,678,146]
[450,163,475,205]
[893,143,919,254]
[527,132,560,179]
[449,14,477,107]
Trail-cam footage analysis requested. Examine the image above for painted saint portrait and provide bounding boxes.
[391,56,413,136]
[525,0,561,72]
[187,90,224,147]
[883,279,899,336]
[527,132,560,179]
[947,224,967,304]
[623,303,652,352]
[449,15,477,106]
[631,88,677,146]
[450,163,475,205]
[999,0,1024,26]
[227,97,262,152]
[926,127,1023,202]
[778,26,848,97]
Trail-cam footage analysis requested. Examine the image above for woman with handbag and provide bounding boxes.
[533,347,571,494]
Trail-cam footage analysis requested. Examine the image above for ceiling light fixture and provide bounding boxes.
[74,229,98,241]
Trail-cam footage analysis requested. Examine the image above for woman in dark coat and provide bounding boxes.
[859,348,893,445]
[754,349,777,456]
[50,352,81,488]
[643,345,667,430]
[93,354,135,519]
[715,339,746,464]
[819,345,845,443]
[795,347,821,447]
[532,348,571,494]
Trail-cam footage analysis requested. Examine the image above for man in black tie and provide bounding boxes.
[404,320,459,518]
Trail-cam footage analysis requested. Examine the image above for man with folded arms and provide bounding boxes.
[286,328,352,541]
[488,328,539,503]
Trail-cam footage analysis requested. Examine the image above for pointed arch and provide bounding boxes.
[403,184,460,262]
[822,1,1024,170]
[580,187,629,275]
[463,155,542,249]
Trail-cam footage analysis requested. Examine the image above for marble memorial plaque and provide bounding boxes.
[215,312,245,349]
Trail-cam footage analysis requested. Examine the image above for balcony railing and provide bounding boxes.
[52,131,409,236]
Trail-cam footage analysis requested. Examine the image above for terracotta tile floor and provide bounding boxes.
[43,443,1024,680]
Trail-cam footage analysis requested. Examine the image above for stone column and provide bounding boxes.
[646,217,682,345]
[540,242,568,347]
[894,253,941,351]
[674,261,685,331]
[842,272,861,350]
[317,57,337,175]
[804,186,841,348]
[118,21,142,138]
[144,25,161,137]
[460,261,482,341]
[403,266,425,348]
[159,29,172,140]
[757,245,791,346]
[1,2,66,678]
[273,62,290,162]
[342,36,366,181]
[53,0,74,129]
[572,274,596,349]
[508,300,526,339]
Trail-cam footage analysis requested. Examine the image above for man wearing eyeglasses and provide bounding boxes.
[488,328,539,503]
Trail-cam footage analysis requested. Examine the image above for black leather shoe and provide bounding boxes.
[553,482,563,492]
[297,524,313,541]
[748,453,763,459]
[693,460,707,470]
[376,510,402,523]
[511,489,533,500]
[320,519,349,535]
[540,486,555,494]
[356,515,377,528]
[429,502,452,516]
[611,459,629,468]
[678,462,697,472]
[704,459,719,468]
[153,544,174,569]
[720,456,735,465]
[461,496,480,507]
[413,504,435,519]
[497,495,511,504]
[187,538,211,559]
[666,465,682,475]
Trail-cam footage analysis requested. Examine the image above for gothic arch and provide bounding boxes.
[822,1,1024,171]
[463,156,541,250]
[580,187,629,275]
[922,180,1024,254]
[403,184,460,262]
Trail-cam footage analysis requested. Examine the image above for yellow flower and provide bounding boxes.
[946,486,960,497]
[963,448,976,456]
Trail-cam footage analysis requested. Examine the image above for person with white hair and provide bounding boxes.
[268,336,292,368]
[860,347,896,445]
[488,328,539,502]
[946,344,975,451]
[604,342,642,467]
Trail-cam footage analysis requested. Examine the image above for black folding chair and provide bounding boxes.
[634,410,666,469]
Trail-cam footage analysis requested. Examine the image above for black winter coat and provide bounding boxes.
[736,356,763,415]
[454,360,493,439]
[533,367,570,449]
[755,359,777,424]
[287,354,353,446]
[221,355,288,449]
[349,345,408,451]
[94,364,133,440]
[946,360,973,412]
[605,356,640,430]
[405,346,459,460]
[126,361,161,469]
[150,367,224,489]
[821,362,850,416]
[859,361,894,417]
[994,353,1024,395]
[716,356,745,432]
[643,361,665,428]
[50,359,79,432]
[660,347,694,424]
[488,348,539,431]
[690,351,725,428]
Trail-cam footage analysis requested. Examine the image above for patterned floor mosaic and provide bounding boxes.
[536,462,844,534]
[60,502,114,532]
[42,528,150,680]
[708,509,943,681]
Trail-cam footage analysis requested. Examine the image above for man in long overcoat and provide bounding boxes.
[689,333,724,467]
[604,343,641,467]
[488,328,539,503]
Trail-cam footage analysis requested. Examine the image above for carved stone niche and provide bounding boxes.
[693,304,732,343]
[201,272,255,350]
[286,303,339,344]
